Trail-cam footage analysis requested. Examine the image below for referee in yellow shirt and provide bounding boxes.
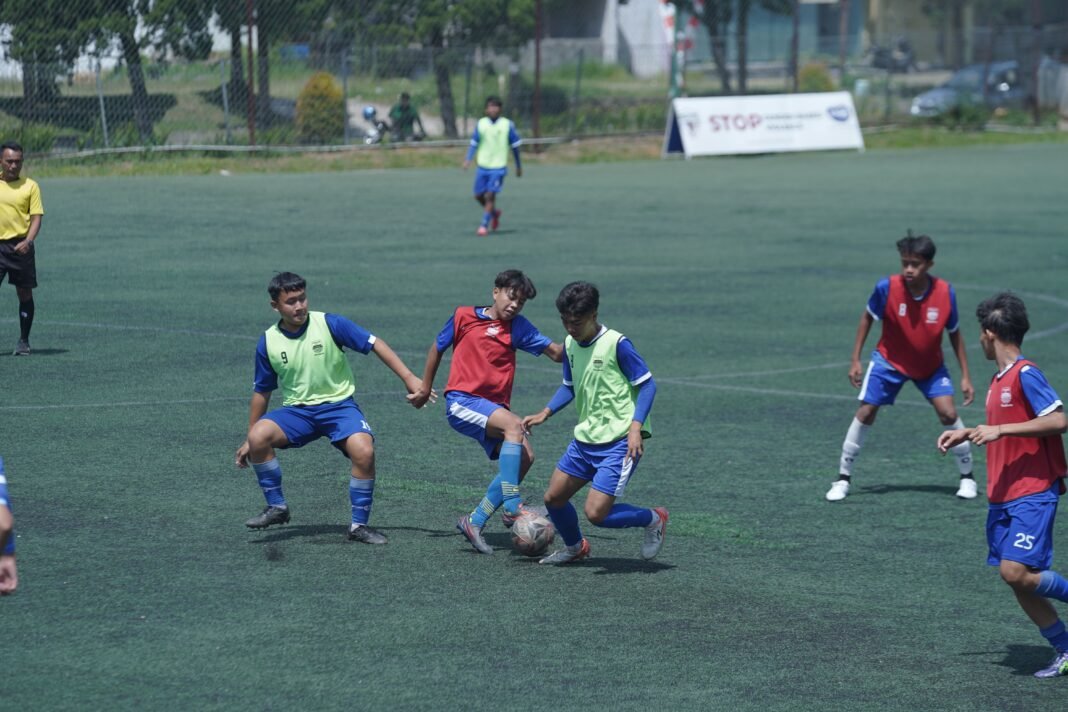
[0,142,44,356]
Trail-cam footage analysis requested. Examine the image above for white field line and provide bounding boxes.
[3,288,1066,412]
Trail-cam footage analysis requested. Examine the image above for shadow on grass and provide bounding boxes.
[250,523,457,544]
[0,95,176,133]
[861,483,959,496]
[964,643,1054,676]
[5,348,69,357]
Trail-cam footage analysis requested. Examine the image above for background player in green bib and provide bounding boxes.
[462,96,521,237]
[235,272,430,544]
[523,281,668,565]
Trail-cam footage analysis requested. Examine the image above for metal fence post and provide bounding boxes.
[95,59,110,149]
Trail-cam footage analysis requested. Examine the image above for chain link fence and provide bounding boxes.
[1,9,1066,155]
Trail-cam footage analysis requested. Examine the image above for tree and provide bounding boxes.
[680,1,734,93]
[87,0,215,142]
[0,0,90,119]
[365,1,537,138]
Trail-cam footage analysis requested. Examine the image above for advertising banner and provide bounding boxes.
[663,92,865,157]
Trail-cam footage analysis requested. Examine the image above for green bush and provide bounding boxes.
[798,62,835,93]
[296,72,345,144]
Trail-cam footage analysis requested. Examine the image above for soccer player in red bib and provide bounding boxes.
[408,270,562,554]
[827,233,976,501]
[939,293,1068,679]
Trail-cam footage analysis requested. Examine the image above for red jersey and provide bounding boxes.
[444,306,519,408]
[984,359,1067,504]
[876,275,953,380]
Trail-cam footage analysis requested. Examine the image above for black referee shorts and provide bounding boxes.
[0,239,37,289]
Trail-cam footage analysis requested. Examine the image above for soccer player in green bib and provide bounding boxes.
[523,281,668,564]
[235,272,429,544]
[462,96,521,236]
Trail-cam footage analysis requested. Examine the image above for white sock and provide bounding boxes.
[839,417,870,477]
[946,417,973,475]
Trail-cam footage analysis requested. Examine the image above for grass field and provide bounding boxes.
[3,142,1068,710]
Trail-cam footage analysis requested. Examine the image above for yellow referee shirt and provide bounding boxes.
[0,178,43,241]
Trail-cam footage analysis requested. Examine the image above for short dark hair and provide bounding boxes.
[494,269,536,300]
[485,96,503,108]
[268,272,306,301]
[0,141,24,156]
[896,232,936,261]
[400,92,410,101]
[556,281,599,318]
[976,292,1030,346]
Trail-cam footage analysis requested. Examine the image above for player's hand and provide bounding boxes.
[626,425,644,460]
[0,554,17,595]
[848,360,864,388]
[969,423,1002,446]
[522,410,550,432]
[462,159,470,170]
[235,440,251,468]
[516,166,522,178]
[406,387,437,409]
[960,377,975,406]
[937,428,972,453]
[13,239,32,255]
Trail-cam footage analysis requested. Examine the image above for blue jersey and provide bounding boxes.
[866,277,960,333]
[254,313,376,393]
[434,308,550,356]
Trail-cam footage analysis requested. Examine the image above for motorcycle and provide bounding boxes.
[362,106,391,145]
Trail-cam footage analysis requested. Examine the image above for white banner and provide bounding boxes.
[663,92,864,157]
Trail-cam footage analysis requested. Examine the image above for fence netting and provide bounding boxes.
[1,2,1066,154]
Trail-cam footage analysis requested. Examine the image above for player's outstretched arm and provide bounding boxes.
[938,427,974,452]
[0,505,11,559]
[848,311,876,388]
[372,338,432,401]
[542,342,563,363]
[236,391,271,468]
[0,505,15,596]
[408,342,443,409]
[948,330,974,406]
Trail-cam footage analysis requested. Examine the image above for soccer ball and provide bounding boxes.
[511,511,555,557]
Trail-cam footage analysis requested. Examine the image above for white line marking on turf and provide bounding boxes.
[5,285,1067,412]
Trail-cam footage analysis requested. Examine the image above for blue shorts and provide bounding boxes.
[263,397,373,453]
[986,487,1060,570]
[446,392,505,460]
[557,439,640,498]
[859,350,955,406]
[473,167,507,195]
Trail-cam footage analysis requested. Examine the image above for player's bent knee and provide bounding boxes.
[1000,564,1038,591]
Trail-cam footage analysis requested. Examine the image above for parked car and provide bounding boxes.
[910,61,1027,118]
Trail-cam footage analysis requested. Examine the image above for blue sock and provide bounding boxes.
[470,474,504,528]
[598,503,654,529]
[349,478,375,526]
[1039,620,1068,653]
[1037,570,1068,602]
[498,441,523,515]
[481,211,493,227]
[251,459,286,508]
[546,502,583,547]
